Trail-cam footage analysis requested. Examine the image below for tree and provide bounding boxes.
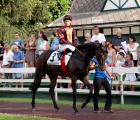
[0,0,71,42]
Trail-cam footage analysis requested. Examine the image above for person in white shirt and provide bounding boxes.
[91,26,106,46]
[116,52,125,90]
[2,44,14,87]
[116,52,125,67]
[84,33,91,43]
[38,34,50,56]
[2,44,13,67]
[127,36,139,67]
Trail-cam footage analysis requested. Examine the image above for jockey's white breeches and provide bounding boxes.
[59,44,75,52]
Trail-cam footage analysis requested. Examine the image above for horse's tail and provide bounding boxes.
[40,55,44,72]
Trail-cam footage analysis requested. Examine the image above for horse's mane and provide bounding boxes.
[76,42,99,52]
[71,42,100,62]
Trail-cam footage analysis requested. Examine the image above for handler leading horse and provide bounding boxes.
[30,42,106,114]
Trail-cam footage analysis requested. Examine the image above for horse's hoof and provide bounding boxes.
[32,108,36,112]
[57,109,62,112]
[75,111,80,115]
[81,103,86,109]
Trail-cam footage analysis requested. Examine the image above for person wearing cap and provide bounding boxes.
[11,45,25,88]
[57,14,77,58]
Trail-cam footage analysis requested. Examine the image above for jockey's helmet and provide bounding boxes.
[63,14,72,21]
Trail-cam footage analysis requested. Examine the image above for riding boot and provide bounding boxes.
[58,48,72,60]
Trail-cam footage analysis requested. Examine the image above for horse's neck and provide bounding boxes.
[81,50,94,60]
[73,50,91,64]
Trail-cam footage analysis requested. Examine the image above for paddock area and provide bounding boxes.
[0,101,139,120]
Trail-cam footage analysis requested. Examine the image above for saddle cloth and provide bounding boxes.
[47,51,71,65]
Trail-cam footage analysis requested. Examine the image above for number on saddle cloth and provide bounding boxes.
[47,51,71,66]
[47,45,75,65]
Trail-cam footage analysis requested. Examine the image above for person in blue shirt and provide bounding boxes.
[11,45,25,88]
[50,36,59,50]
[11,32,24,51]
[91,49,113,113]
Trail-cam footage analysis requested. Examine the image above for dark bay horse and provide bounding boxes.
[30,42,103,114]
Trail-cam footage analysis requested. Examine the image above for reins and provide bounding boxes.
[75,47,94,61]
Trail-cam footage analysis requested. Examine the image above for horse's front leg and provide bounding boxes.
[47,72,61,111]
[81,76,93,109]
[71,75,79,115]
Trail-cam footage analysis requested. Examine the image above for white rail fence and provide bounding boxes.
[0,67,140,104]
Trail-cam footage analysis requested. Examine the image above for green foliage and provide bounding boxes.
[0,0,71,43]
[0,113,61,120]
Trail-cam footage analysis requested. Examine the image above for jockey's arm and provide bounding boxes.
[72,29,77,44]
[72,39,77,45]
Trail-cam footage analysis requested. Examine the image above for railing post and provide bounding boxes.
[120,74,124,104]
[55,84,58,101]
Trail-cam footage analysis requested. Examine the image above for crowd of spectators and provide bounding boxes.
[0,31,50,88]
[84,26,140,91]
[0,27,139,91]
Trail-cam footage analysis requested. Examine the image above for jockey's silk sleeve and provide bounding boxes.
[72,29,77,44]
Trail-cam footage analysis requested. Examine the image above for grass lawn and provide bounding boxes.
[0,97,139,110]
[0,113,61,120]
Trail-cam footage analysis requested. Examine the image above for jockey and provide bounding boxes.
[57,14,77,59]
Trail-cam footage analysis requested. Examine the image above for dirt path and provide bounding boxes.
[0,101,139,120]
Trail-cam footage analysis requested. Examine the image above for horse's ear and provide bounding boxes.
[100,43,102,48]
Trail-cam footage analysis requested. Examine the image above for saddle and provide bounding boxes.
[47,45,75,76]
[47,51,72,76]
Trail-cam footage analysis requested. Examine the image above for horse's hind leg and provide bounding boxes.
[81,76,93,109]
[47,72,60,111]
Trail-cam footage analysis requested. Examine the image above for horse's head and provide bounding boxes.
[94,44,108,70]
